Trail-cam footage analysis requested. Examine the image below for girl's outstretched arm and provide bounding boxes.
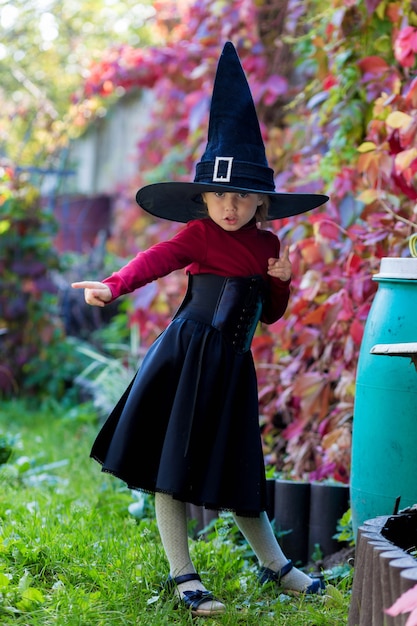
[71,281,112,307]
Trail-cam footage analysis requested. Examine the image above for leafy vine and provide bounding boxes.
[74,0,417,481]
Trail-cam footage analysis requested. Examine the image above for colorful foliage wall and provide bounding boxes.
[75,0,417,481]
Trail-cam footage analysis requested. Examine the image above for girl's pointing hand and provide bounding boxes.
[71,281,112,307]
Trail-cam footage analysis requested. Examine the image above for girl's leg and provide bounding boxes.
[155,492,195,578]
[233,511,320,592]
[155,493,225,611]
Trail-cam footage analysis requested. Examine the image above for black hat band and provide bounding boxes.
[194,159,275,191]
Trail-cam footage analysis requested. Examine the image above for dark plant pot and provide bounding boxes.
[274,479,311,565]
[308,482,350,559]
[266,478,276,521]
[186,503,205,536]
[202,507,218,533]
[186,503,218,537]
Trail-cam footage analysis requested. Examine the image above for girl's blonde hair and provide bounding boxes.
[256,194,270,224]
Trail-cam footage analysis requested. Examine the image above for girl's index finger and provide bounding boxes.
[71,281,106,290]
[281,245,290,260]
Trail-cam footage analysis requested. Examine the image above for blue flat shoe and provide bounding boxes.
[258,560,325,595]
[165,572,226,616]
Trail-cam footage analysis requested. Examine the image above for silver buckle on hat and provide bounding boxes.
[213,156,233,182]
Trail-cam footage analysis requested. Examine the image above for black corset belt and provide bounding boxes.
[173,273,265,354]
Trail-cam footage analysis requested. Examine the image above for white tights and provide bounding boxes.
[154,492,314,592]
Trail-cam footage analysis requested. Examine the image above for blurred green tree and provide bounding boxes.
[0,0,155,165]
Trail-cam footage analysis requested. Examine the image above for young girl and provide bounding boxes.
[72,42,328,616]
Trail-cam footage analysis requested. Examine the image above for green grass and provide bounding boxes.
[0,400,352,625]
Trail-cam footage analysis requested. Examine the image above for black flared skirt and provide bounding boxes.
[91,274,267,516]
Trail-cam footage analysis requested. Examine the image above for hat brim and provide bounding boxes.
[136,182,329,223]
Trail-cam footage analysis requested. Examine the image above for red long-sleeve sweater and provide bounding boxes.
[103,217,290,324]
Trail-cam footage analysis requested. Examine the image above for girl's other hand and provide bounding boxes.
[71,281,112,307]
[267,246,292,281]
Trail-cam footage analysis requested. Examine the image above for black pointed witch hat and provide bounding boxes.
[136,42,328,223]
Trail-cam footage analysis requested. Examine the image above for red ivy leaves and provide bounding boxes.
[395,26,417,67]
[76,0,417,482]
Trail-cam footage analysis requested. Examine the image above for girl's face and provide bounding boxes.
[202,192,263,231]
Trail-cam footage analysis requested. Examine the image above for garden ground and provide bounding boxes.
[0,400,352,625]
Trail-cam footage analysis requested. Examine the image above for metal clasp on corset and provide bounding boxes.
[173,273,265,354]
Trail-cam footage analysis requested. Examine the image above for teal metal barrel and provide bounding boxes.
[351,258,417,536]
